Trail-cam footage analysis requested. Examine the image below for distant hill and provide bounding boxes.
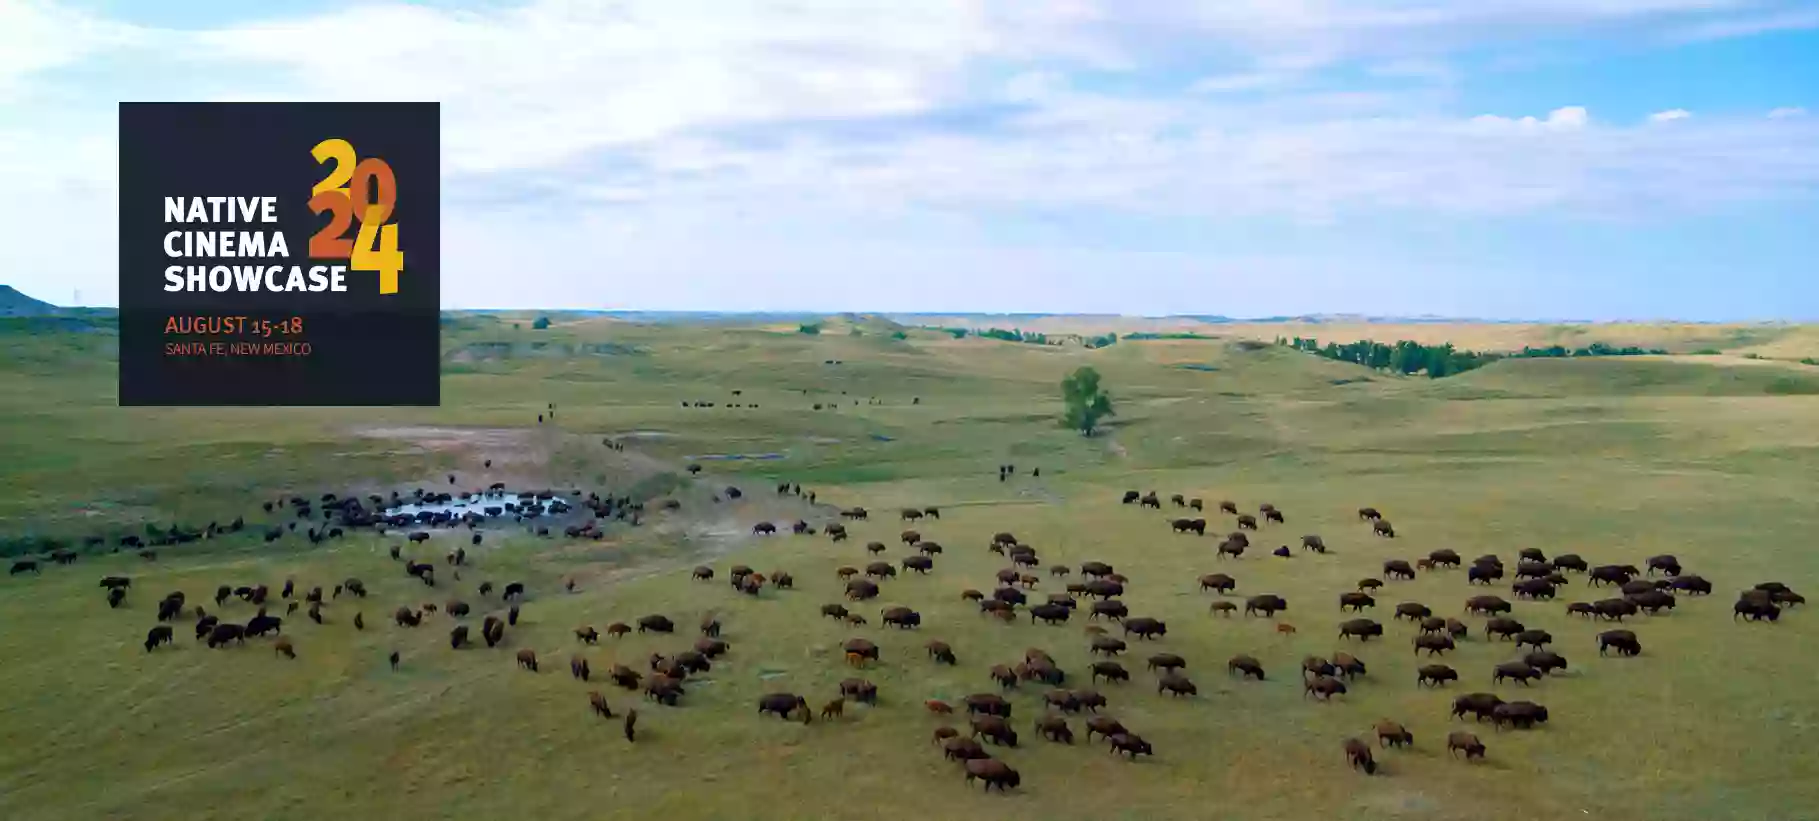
[0,286,59,317]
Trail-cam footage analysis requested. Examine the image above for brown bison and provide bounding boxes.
[1375,720,1413,748]
[758,693,812,723]
[1227,654,1265,680]
[1447,731,1486,760]
[1598,629,1642,656]
[1245,594,1287,617]
[516,649,539,671]
[1304,676,1347,700]
[1414,634,1456,656]
[1451,692,1504,721]
[1339,619,1383,641]
[1418,664,1458,686]
[1343,738,1377,774]
[963,758,1020,792]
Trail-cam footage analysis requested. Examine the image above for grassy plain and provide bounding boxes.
[1,315,1817,821]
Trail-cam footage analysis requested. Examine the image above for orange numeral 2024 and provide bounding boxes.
[308,138,403,295]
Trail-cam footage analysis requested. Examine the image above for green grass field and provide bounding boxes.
[2,315,1816,821]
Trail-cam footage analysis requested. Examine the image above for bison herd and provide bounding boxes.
[8,467,1806,797]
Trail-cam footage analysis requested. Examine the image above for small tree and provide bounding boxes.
[1061,366,1114,436]
[532,316,551,330]
[798,323,822,335]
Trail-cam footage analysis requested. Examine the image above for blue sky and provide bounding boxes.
[2,0,1816,319]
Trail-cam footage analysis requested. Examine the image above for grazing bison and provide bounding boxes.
[1035,714,1074,744]
[1332,653,1367,679]
[1524,651,1568,675]
[1734,598,1782,621]
[1590,565,1637,587]
[1343,738,1377,774]
[846,579,881,601]
[1628,590,1677,614]
[1171,518,1207,535]
[1372,520,1395,538]
[1484,618,1525,641]
[902,555,933,574]
[1394,602,1431,621]
[1448,731,1486,760]
[1339,619,1383,641]
[1427,549,1462,568]
[207,623,245,647]
[1515,630,1554,650]
[1598,630,1642,656]
[1465,595,1511,616]
[882,606,923,629]
[1199,573,1237,594]
[1492,701,1549,729]
[1414,634,1456,657]
[963,758,1020,792]
[926,641,957,665]
[1376,720,1413,748]
[1236,514,1258,531]
[143,625,174,652]
[1228,654,1265,680]
[842,638,880,664]
[1122,617,1167,639]
[1493,661,1543,686]
[1090,636,1127,657]
[1513,579,1557,600]
[245,614,283,637]
[1029,603,1071,625]
[1245,594,1287,617]
[637,614,675,634]
[758,693,812,723]
[1304,676,1347,700]
[1594,598,1639,621]
[449,626,470,649]
[516,649,539,671]
[1452,692,1504,721]
[1670,575,1713,595]
[1383,560,1416,581]
[9,559,39,575]
[1301,535,1327,554]
[1418,664,1458,687]
[974,717,1018,750]
[1090,661,1130,684]
[1108,733,1153,758]
[1646,555,1681,576]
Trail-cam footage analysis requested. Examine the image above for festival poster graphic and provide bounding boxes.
[118,102,441,406]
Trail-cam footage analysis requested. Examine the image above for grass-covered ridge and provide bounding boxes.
[0,315,1816,821]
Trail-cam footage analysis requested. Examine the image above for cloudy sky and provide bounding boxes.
[3,0,1816,319]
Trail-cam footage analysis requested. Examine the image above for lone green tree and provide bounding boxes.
[1061,366,1114,436]
[532,316,552,330]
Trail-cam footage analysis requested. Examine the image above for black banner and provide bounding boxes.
[118,102,440,406]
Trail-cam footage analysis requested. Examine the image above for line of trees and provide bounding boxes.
[1275,336,1668,378]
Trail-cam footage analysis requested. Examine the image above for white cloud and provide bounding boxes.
[1470,105,1589,131]
[1666,8,1819,43]
[4,0,1819,310]
[0,0,148,97]
[1768,107,1807,119]
[1649,108,1692,122]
